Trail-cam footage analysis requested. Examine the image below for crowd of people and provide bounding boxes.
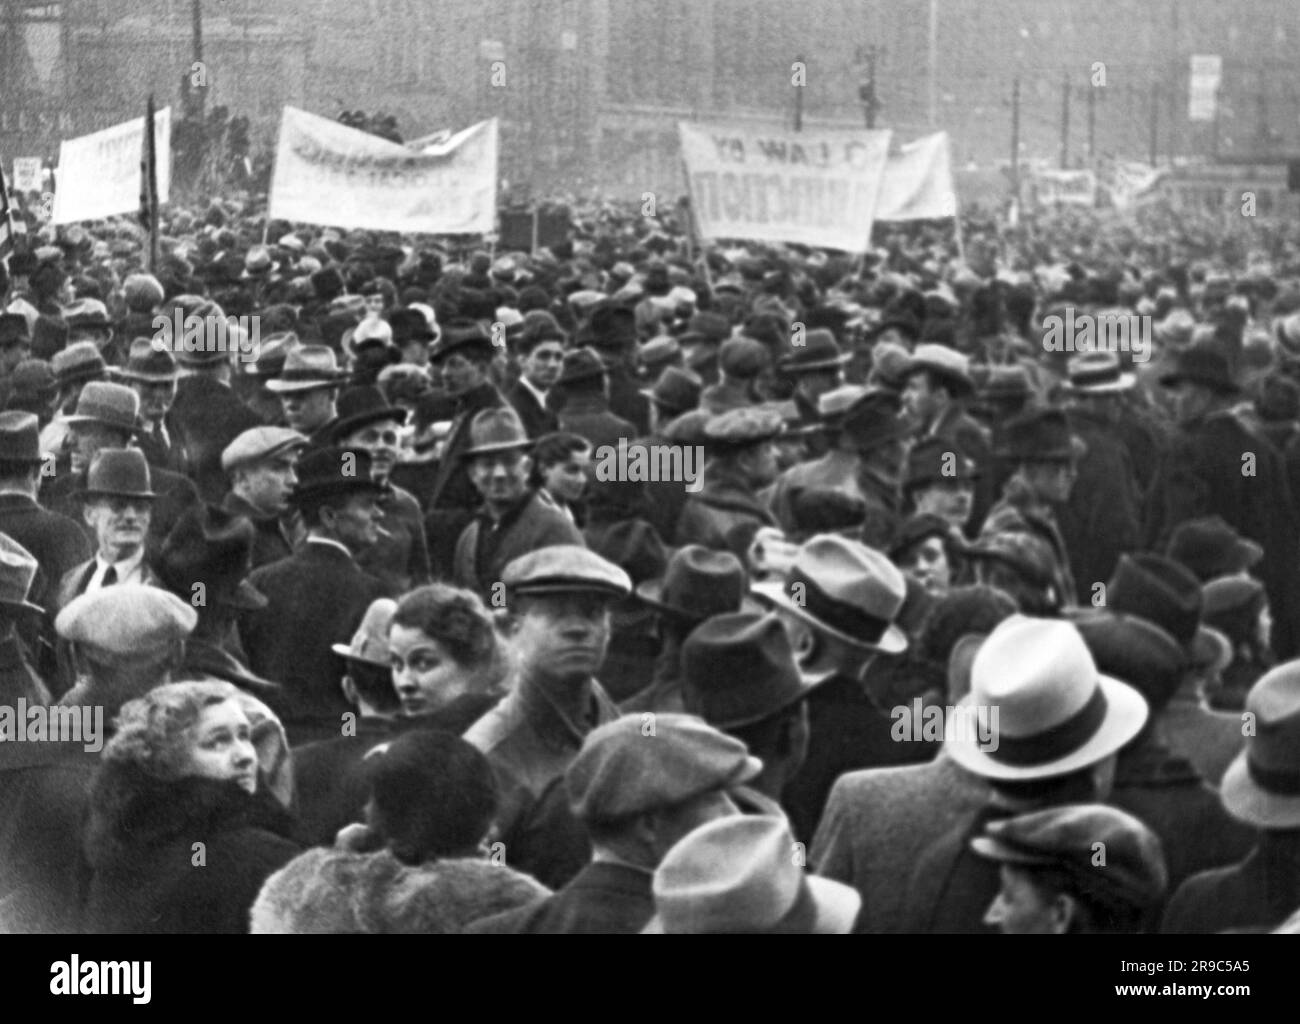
[0,185,1299,934]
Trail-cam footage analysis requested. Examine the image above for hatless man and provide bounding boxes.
[452,407,583,599]
[221,426,308,567]
[506,323,563,438]
[465,714,750,934]
[239,446,393,744]
[464,545,632,889]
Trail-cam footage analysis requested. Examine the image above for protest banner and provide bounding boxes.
[11,158,42,194]
[51,108,171,225]
[875,132,957,221]
[678,121,891,251]
[268,108,497,235]
[1028,168,1097,208]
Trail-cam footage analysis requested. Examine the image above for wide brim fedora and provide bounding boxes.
[459,436,532,459]
[63,412,149,438]
[264,374,348,394]
[1220,747,1300,829]
[1067,370,1137,394]
[944,671,1148,782]
[80,482,157,501]
[634,578,765,620]
[330,404,410,440]
[113,365,178,384]
[751,579,908,655]
[642,873,861,935]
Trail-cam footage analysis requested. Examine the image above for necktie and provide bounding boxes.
[100,565,118,587]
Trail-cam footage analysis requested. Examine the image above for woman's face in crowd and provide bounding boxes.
[543,450,590,504]
[181,700,258,794]
[902,536,951,595]
[983,865,1068,934]
[389,624,471,716]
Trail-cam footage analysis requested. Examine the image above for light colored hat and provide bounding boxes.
[331,598,398,667]
[221,426,308,474]
[264,345,348,393]
[644,815,862,934]
[1220,662,1300,829]
[944,615,1148,781]
[752,534,908,653]
[1066,350,1136,393]
[905,343,974,395]
[56,584,197,655]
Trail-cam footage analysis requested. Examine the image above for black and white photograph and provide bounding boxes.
[0,0,1293,987]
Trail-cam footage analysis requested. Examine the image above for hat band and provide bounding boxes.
[1070,366,1123,387]
[1246,757,1300,796]
[985,683,1108,767]
[787,568,891,645]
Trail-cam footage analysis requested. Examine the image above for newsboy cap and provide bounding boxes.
[221,426,308,474]
[703,406,784,449]
[55,584,197,657]
[565,712,762,824]
[502,544,631,600]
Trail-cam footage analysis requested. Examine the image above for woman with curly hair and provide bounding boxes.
[252,730,549,933]
[81,681,301,933]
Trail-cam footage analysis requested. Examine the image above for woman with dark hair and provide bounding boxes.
[1203,573,1274,711]
[387,583,507,732]
[528,431,591,525]
[81,681,301,933]
[888,513,967,598]
[251,730,549,933]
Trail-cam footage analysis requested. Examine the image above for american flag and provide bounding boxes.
[0,160,14,261]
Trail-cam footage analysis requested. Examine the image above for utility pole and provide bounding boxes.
[1010,76,1021,203]
[927,0,938,127]
[793,53,804,131]
[858,45,880,129]
[191,0,205,118]
[1086,85,1096,163]
[1149,81,1159,165]
[1060,72,1071,168]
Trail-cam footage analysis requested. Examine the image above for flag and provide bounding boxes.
[140,95,159,271]
[0,161,14,261]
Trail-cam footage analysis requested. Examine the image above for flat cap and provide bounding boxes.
[704,406,784,448]
[566,712,762,823]
[718,336,769,379]
[503,544,631,599]
[56,584,197,656]
[970,803,1167,911]
[221,426,308,473]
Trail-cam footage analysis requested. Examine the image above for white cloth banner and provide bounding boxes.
[1100,160,1167,210]
[1188,55,1222,123]
[268,108,497,234]
[678,121,891,251]
[11,158,42,194]
[51,109,171,225]
[1029,169,1097,207]
[875,132,957,221]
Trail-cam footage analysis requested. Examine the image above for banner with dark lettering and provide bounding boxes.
[678,121,891,252]
[51,108,172,225]
[268,108,497,234]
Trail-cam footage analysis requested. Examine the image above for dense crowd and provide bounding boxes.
[1,188,1300,934]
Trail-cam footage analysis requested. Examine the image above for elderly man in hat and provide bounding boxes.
[239,446,392,744]
[0,585,198,933]
[777,328,849,458]
[464,544,631,889]
[115,337,183,474]
[753,534,911,840]
[676,406,783,563]
[1163,662,1300,933]
[815,616,1148,933]
[221,426,308,568]
[554,347,637,450]
[451,407,582,599]
[505,318,564,439]
[327,386,431,593]
[978,407,1084,607]
[1146,341,1300,659]
[466,713,749,933]
[264,344,348,448]
[973,804,1167,934]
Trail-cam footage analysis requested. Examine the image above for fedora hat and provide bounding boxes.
[1107,553,1229,669]
[82,448,156,501]
[682,611,833,729]
[332,597,398,667]
[752,534,908,653]
[114,337,179,383]
[636,545,763,623]
[905,343,974,397]
[248,332,302,379]
[460,406,531,459]
[1068,607,1190,710]
[650,366,702,416]
[329,385,409,442]
[1066,350,1135,394]
[1220,663,1300,828]
[777,328,849,374]
[1158,342,1239,395]
[1165,516,1263,582]
[558,346,606,386]
[644,815,861,934]
[155,505,267,611]
[427,319,494,364]
[0,533,43,614]
[817,384,869,422]
[65,381,146,437]
[265,345,349,393]
[290,446,390,504]
[0,410,44,465]
[945,615,1148,781]
[979,364,1033,403]
[51,341,108,388]
[903,436,979,491]
[996,407,1086,462]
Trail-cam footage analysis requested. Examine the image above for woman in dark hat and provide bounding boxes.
[888,513,968,599]
[1202,574,1274,712]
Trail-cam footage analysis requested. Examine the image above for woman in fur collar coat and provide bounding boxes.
[253,730,549,933]
[81,680,302,933]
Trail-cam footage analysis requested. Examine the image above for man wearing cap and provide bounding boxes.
[700,336,769,415]
[239,447,393,744]
[753,535,912,840]
[979,407,1084,608]
[676,406,783,563]
[465,713,749,933]
[463,545,632,889]
[165,314,263,504]
[40,381,198,552]
[973,804,1168,934]
[554,347,638,450]
[586,302,651,436]
[115,337,184,474]
[63,297,116,361]
[1145,342,1300,659]
[328,386,431,593]
[37,340,107,463]
[264,344,348,447]
[451,407,582,599]
[505,323,563,439]
[221,426,308,568]
[777,328,850,459]
[0,584,199,932]
[901,436,979,536]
